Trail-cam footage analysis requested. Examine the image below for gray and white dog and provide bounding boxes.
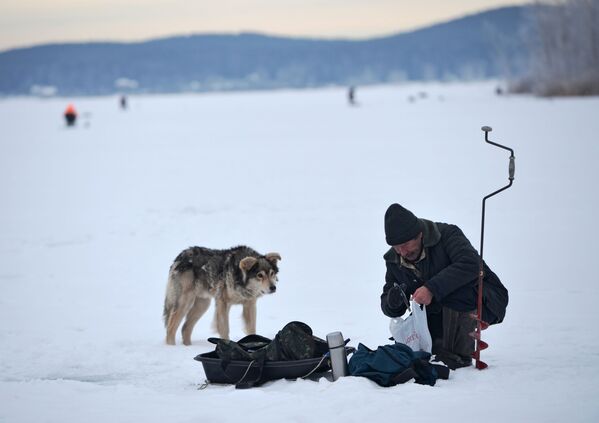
[163,245,281,345]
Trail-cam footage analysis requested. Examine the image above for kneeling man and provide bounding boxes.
[381,203,508,369]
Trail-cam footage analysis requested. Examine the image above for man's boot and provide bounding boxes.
[433,307,476,370]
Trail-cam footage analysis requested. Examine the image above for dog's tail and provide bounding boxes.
[163,268,177,327]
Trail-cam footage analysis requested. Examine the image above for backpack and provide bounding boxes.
[205,321,330,388]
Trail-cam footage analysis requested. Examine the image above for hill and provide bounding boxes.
[0,6,530,96]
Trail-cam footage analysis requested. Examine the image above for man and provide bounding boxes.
[381,203,508,369]
[64,103,77,126]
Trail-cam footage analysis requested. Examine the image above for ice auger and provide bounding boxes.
[471,126,515,370]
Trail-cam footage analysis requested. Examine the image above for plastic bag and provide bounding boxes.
[389,300,432,353]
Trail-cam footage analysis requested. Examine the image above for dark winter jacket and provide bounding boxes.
[348,342,447,387]
[380,219,508,325]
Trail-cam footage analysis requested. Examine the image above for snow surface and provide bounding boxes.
[1,82,598,422]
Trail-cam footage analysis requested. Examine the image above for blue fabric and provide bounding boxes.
[348,342,438,387]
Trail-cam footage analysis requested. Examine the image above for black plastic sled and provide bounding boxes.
[194,350,332,386]
[194,321,354,388]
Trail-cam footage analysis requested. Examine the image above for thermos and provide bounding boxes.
[326,331,348,381]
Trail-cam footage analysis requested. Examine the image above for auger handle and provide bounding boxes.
[479,126,515,262]
[509,156,515,181]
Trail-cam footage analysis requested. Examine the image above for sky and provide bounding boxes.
[0,0,531,52]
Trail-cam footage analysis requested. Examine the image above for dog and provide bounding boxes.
[163,245,281,345]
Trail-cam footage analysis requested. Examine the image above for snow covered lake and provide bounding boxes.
[1,81,598,422]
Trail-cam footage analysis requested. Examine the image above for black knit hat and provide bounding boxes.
[384,203,422,245]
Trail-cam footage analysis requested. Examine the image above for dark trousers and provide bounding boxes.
[65,113,76,126]
[428,306,476,364]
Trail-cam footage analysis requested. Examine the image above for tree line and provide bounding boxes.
[510,0,599,96]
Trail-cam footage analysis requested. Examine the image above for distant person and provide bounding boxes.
[348,86,356,105]
[64,104,77,126]
[120,95,128,110]
[380,203,508,369]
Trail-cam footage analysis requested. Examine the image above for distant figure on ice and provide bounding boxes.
[64,104,77,126]
[120,95,128,110]
[348,86,356,106]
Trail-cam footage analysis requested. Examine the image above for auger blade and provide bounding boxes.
[469,313,490,330]
[472,348,488,361]
[469,330,489,346]
[475,360,488,370]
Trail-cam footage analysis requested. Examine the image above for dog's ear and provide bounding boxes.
[239,257,258,272]
[265,253,281,264]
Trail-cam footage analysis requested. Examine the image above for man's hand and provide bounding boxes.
[386,284,404,309]
[412,286,433,305]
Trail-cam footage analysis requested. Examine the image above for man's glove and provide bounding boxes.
[387,283,409,309]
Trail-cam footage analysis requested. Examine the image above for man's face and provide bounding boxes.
[393,232,423,262]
